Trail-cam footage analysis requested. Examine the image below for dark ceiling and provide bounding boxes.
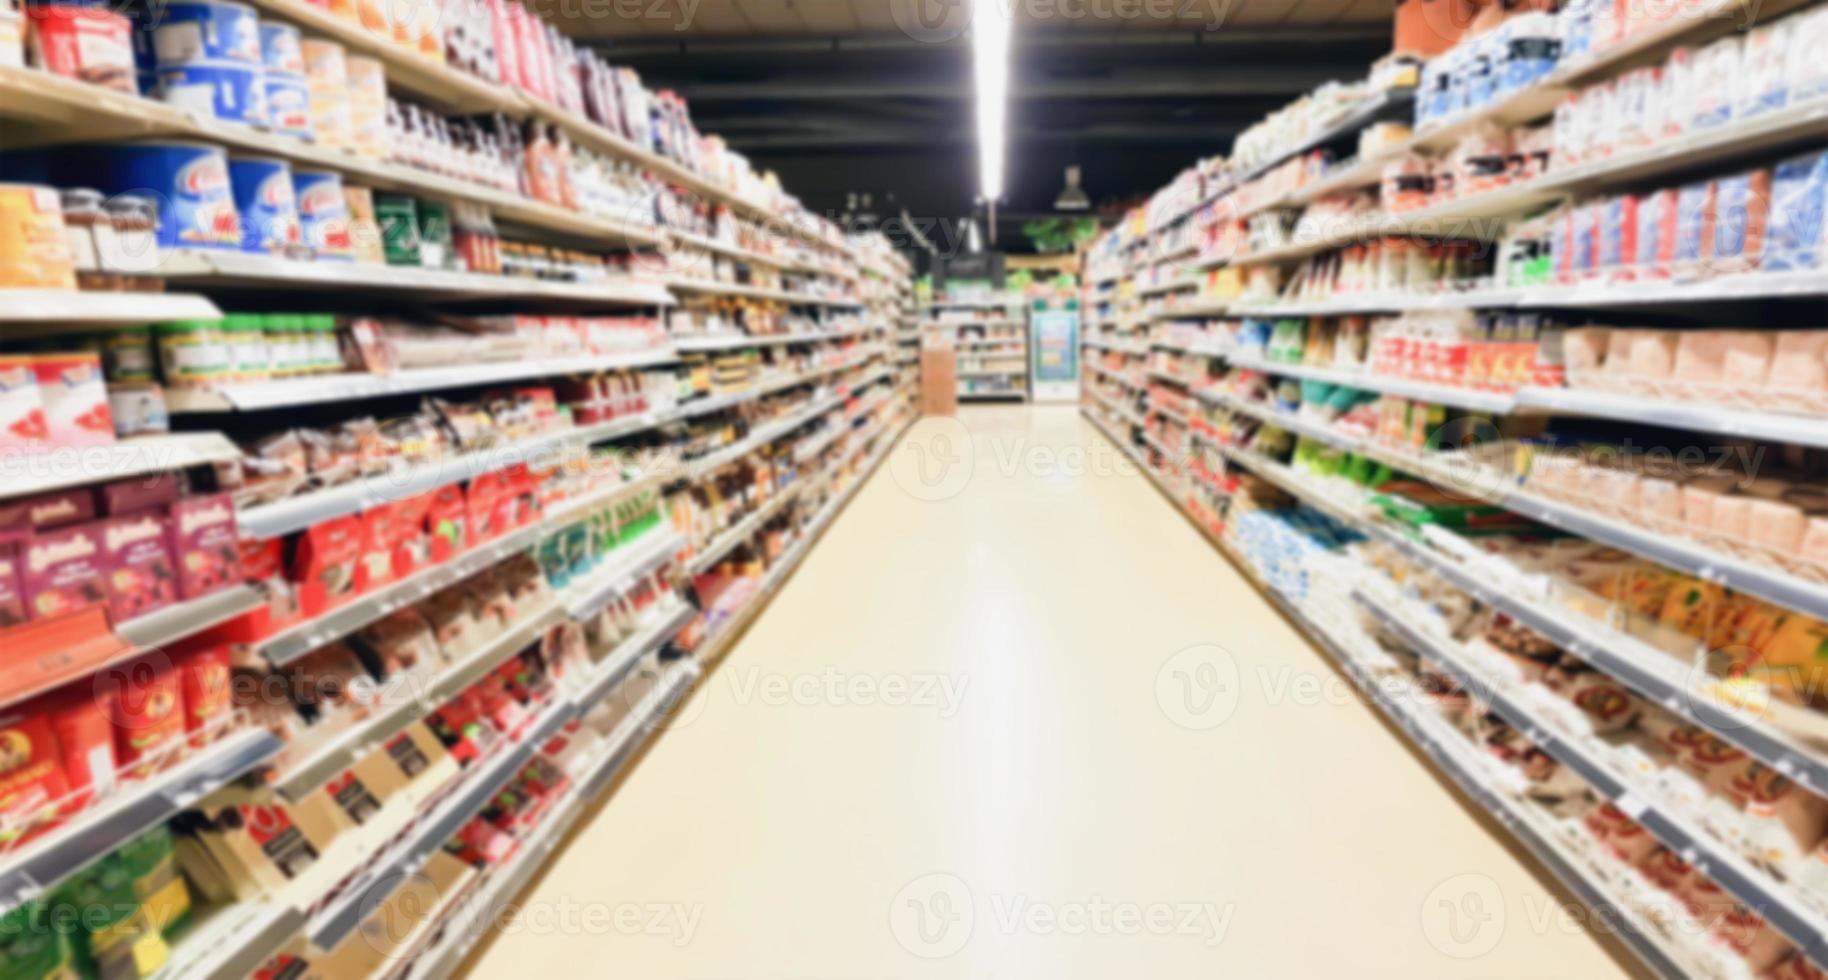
[545,1,1396,250]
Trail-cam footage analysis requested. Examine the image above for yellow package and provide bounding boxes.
[1753,614,1828,703]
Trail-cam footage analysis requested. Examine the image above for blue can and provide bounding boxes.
[151,0,259,64]
[43,142,244,251]
[227,156,299,254]
[263,74,312,140]
[292,169,352,260]
[159,61,266,126]
[257,21,302,76]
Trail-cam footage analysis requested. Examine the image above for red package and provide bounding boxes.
[100,656,188,777]
[426,486,468,557]
[355,504,399,592]
[0,705,71,841]
[100,512,178,624]
[466,479,501,544]
[25,6,135,94]
[167,494,241,600]
[173,643,232,746]
[0,542,25,629]
[428,693,487,763]
[292,514,362,608]
[43,686,115,812]
[239,537,285,582]
[99,473,180,517]
[22,521,108,621]
[0,488,96,533]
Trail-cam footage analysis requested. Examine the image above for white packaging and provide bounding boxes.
[1660,47,1697,137]
[1691,35,1743,129]
[1791,5,1828,104]
[1614,67,1659,149]
[1737,20,1794,118]
[0,11,20,69]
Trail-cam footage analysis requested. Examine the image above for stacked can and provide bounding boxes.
[301,38,353,150]
[258,20,311,141]
[151,1,268,128]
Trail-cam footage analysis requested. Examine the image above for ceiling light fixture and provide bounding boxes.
[1055,166,1089,211]
[972,0,1011,203]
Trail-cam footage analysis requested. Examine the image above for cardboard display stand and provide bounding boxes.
[919,332,957,416]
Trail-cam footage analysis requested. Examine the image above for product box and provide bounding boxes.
[1,488,95,533]
[323,769,383,824]
[1764,152,1828,272]
[189,800,321,899]
[1634,188,1678,277]
[1597,195,1639,276]
[354,504,399,593]
[292,513,361,610]
[100,511,178,623]
[30,354,114,447]
[1673,180,1718,274]
[0,542,25,628]
[99,473,180,517]
[22,521,108,621]
[1713,168,1773,275]
[101,655,187,777]
[167,494,241,600]
[0,705,71,841]
[426,485,467,558]
[43,686,116,812]
[173,643,231,746]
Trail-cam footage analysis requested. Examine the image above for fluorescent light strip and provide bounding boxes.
[973,0,1011,200]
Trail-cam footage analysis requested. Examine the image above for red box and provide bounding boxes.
[0,704,72,841]
[43,686,115,812]
[0,542,24,629]
[173,643,231,746]
[292,515,362,609]
[101,655,188,777]
[21,522,107,621]
[0,488,95,534]
[100,512,178,624]
[427,486,467,556]
[99,473,181,517]
[167,494,241,600]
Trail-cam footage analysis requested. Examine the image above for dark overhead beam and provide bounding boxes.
[593,25,1387,57]
[660,71,1344,101]
[724,125,1241,149]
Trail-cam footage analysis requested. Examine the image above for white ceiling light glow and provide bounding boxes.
[972,0,1011,202]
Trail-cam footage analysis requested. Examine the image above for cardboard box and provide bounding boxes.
[167,494,241,600]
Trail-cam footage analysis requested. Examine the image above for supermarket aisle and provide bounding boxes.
[464,406,1630,979]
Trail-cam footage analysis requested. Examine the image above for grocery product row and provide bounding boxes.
[1081,0,1828,972]
[1085,398,1828,975]
[0,0,854,258]
[0,384,911,979]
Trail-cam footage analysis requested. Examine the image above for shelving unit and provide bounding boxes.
[0,2,918,967]
[1080,2,1828,973]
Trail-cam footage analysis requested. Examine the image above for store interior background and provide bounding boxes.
[571,0,1397,252]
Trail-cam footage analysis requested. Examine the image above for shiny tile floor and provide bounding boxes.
[464,405,1630,979]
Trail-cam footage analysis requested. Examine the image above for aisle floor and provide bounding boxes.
[464,406,1632,978]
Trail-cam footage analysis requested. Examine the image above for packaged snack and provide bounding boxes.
[1672,180,1717,274]
[167,493,240,600]
[0,543,24,628]
[1736,19,1793,118]
[292,514,361,608]
[173,643,231,745]
[29,353,113,447]
[100,655,188,776]
[1691,35,1742,129]
[43,686,114,811]
[99,473,180,517]
[22,521,107,620]
[1764,152,1828,273]
[1713,169,1772,275]
[0,705,71,840]
[100,510,178,623]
